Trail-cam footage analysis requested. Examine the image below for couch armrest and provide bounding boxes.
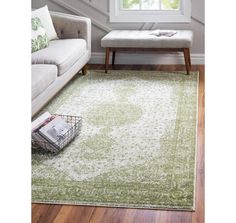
[50,11,91,51]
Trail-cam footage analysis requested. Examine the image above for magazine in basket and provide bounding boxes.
[31,112,74,151]
[38,116,71,145]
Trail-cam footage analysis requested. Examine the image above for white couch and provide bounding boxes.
[31,11,91,117]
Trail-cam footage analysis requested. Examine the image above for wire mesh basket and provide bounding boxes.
[32,114,82,153]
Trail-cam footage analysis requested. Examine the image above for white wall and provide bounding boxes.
[32,0,205,64]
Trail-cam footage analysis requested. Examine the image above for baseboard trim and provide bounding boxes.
[89,52,205,65]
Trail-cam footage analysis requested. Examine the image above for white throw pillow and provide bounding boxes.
[31,17,49,53]
[32,5,58,41]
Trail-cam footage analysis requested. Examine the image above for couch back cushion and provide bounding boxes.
[32,5,58,41]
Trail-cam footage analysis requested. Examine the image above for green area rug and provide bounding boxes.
[32,70,199,210]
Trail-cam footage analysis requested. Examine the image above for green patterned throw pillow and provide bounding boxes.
[31,17,49,53]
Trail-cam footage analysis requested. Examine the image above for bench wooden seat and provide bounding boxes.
[101,30,193,74]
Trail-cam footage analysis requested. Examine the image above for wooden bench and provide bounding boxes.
[101,30,193,74]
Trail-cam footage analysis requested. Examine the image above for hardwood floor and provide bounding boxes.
[32,65,204,223]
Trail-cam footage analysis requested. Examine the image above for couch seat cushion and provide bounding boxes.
[31,39,87,76]
[32,64,57,100]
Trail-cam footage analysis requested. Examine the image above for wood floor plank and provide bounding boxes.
[32,204,62,223]
[170,211,192,223]
[52,205,76,223]
[89,207,127,223]
[127,209,159,223]
[32,204,50,223]
[88,207,107,223]
[70,206,95,223]
[32,64,204,223]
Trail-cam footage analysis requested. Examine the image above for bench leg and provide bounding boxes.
[112,51,116,67]
[183,48,191,75]
[187,48,191,68]
[105,48,110,73]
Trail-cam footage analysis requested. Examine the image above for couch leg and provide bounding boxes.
[82,64,87,75]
